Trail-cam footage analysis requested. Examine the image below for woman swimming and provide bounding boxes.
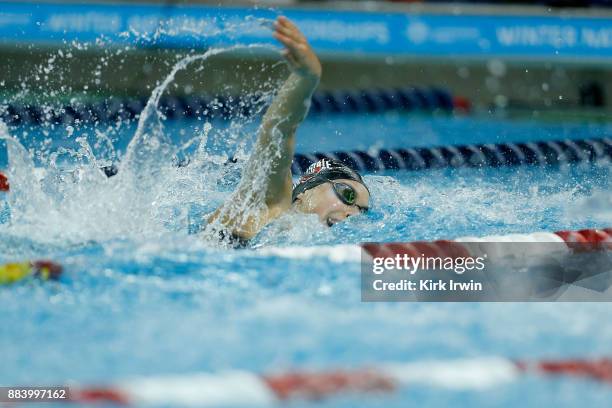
[206,16,370,242]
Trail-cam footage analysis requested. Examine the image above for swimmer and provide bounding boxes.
[207,16,370,242]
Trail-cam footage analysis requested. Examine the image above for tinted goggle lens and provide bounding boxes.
[333,182,356,205]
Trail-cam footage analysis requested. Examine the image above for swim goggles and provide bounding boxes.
[326,180,369,213]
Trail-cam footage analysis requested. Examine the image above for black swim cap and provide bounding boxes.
[292,158,368,202]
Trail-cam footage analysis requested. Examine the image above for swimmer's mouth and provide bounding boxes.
[326,218,339,227]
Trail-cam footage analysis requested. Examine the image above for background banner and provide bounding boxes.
[0,1,611,60]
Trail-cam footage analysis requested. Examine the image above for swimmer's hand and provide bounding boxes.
[273,16,322,80]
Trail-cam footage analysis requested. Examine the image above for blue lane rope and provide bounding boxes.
[1,137,608,181]
[95,137,611,179]
[291,138,612,174]
[0,87,454,125]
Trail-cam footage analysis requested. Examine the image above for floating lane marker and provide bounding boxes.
[0,87,456,126]
[67,357,612,406]
[376,228,611,263]
[0,260,63,285]
[292,137,612,174]
[255,228,611,263]
[1,138,609,188]
[0,171,8,192]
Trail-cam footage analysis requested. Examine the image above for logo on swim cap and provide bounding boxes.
[298,158,343,184]
[305,158,333,174]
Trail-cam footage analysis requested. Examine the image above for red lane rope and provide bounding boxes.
[555,228,612,250]
[263,369,395,400]
[532,358,612,384]
[70,388,131,405]
[30,260,63,280]
[0,171,9,192]
[65,357,612,406]
[362,228,611,259]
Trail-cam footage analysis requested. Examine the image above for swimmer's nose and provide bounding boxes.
[334,210,355,223]
[346,207,361,217]
[326,208,360,226]
[340,211,355,220]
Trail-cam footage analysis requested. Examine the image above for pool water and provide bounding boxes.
[1,106,611,407]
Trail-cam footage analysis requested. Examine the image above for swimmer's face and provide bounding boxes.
[294,179,370,226]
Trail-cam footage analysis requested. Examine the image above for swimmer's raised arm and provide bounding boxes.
[257,16,322,203]
[208,16,321,239]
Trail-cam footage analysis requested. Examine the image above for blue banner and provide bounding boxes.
[0,1,611,60]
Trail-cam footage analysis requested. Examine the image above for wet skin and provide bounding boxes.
[293,178,370,226]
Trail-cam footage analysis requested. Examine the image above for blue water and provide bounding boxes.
[1,112,611,407]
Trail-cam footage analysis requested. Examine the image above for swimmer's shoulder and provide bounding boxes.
[204,193,291,244]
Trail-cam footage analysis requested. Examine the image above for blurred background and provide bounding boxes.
[0,0,611,114]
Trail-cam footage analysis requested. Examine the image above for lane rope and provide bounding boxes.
[291,137,612,174]
[67,357,612,406]
[255,228,611,263]
[1,137,608,188]
[0,171,9,191]
[363,227,611,261]
[0,87,456,126]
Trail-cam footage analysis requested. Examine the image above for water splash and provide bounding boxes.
[0,43,280,247]
[0,121,52,222]
[121,45,264,191]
